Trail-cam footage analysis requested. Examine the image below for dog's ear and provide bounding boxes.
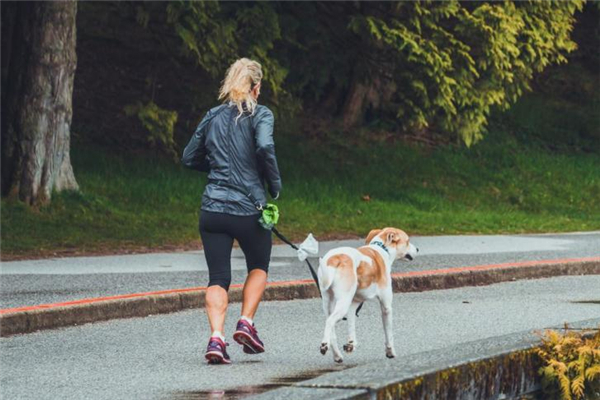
[365,229,382,244]
[385,231,399,245]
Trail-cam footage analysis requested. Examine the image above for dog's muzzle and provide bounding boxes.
[404,243,418,261]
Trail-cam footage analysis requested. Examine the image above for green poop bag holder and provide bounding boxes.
[258,203,279,230]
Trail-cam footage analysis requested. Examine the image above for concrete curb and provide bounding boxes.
[1,257,599,337]
[248,318,600,400]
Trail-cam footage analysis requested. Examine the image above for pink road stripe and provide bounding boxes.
[392,256,600,278]
[2,257,599,315]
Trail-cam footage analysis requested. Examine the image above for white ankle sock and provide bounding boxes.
[240,316,253,325]
[211,331,225,340]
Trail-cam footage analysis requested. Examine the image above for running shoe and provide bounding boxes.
[204,337,231,364]
[233,319,265,354]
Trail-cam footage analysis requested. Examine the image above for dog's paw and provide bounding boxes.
[334,355,344,363]
[343,341,355,353]
[320,343,329,355]
[385,346,396,359]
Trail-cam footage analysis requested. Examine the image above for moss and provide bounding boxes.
[378,348,542,400]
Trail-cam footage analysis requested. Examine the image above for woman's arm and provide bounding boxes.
[181,107,220,172]
[253,107,282,199]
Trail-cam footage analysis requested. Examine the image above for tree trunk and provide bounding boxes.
[341,73,369,130]
[341,71,395,130]
[1,1,79,205]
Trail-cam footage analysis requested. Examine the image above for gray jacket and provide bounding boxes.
[181,103,282,216]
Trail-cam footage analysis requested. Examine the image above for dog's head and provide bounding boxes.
[365,227,418,261]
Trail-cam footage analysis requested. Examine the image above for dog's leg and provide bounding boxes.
[320,291,334,356]
[343,300,361,353]
[330,326,344,363]
[320,290,333,354]
[321,290,331,317]
[379,288,396,359]
[321,296,353,363]
[328,296,340,361]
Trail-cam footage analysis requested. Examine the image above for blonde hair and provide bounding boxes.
[219,58,263,120]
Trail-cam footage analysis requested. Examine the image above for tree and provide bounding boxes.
[350,1,585,145]
[276,1,584,145]
[1,1,79,204]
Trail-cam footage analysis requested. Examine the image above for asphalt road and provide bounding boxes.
[1,275,599,400]
[1,232,599,309]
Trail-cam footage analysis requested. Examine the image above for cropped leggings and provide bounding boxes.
[199,210,272,291]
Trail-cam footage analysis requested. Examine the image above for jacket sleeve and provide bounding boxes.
[253,108,282,198]
[181,109,214,172]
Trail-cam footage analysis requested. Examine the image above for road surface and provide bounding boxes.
[1,274,599,400]
[1,232,599,308]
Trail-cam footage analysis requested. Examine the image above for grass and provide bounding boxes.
[2,117,599,259]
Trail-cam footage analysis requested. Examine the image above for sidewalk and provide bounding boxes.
[2,232,598,308]
[1,232,599,336]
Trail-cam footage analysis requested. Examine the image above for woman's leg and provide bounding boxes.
[206,285,229,333]
[236,214,272,320]
[230,214,272,354]
[241,269,267,319]
[199,211,234,336]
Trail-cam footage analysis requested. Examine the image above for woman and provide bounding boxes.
[181,58,282,364]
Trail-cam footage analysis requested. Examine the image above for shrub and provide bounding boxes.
[536,326,600,400]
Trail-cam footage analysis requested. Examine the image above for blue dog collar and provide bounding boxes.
[371,240,390,254]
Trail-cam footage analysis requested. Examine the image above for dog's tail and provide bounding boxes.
[318,257,337,291]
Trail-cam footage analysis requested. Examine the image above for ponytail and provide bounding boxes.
[218,58,263,121]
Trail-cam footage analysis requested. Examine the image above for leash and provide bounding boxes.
[273,226,363,318]
[207,180,321,291]
[271,227,321,296]
[207,179,363,317]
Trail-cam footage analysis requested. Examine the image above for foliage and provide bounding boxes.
[165,1,235,78]
[342,1,584,145]
[75,1,589,149]
[163,1,287,99]
[536,326,600,400]
[123,1,586,146]
[123,101,178,158]
[502,61,600,153]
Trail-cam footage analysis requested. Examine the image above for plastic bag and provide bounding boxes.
[297,233,319,261]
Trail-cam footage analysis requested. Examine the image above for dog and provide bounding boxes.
[317,227,418,363]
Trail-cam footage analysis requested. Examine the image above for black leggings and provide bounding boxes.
[199,210,272,291]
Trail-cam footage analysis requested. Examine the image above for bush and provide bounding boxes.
[536,326,600,400]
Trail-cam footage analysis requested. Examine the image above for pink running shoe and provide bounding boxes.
[204,337,231,364]
[233,319,265,354]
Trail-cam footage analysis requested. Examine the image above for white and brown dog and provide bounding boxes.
[317,227,418,363]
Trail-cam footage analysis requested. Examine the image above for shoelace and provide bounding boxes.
[239,321,255,333]
[209,340,229,349]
